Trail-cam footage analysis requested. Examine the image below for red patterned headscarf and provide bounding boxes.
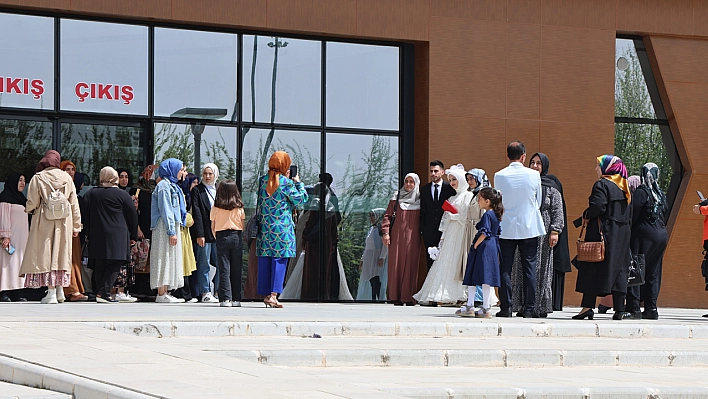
[597,155,631,204]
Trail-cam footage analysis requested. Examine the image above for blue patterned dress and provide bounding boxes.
[256,175,308,258]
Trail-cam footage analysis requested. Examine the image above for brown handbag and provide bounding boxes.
[576,218,605,262]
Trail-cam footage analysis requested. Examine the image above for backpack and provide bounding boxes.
[37,173,71,220]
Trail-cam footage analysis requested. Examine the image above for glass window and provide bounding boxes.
[0,119,52,182]
[154,123,238,180]
[615,122,672,192]
[325,133,399,301]
[240,128,321,300]
[615,38,657,119]
[154,28,238,121]
[243,35,321,126]
[326,43,399,130]
[60,19,148,115]
[60,123,144,186]
[0,13,54,110]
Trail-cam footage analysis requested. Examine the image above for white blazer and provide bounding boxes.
[493,162,546,240]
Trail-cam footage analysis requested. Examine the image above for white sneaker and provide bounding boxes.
[41,293,58,304]
[116,293,138,303]
[201,293,218,303]
[186,298,198,303]
[156,294,182,303]
[56,286,65,303]
[220,300,232,307]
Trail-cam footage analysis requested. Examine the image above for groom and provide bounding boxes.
[420,160,456,271]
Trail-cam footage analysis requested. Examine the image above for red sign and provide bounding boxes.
[75,82,134,105]
[0,76,45,100]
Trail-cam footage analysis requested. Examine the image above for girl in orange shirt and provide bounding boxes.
[210,180,245,307]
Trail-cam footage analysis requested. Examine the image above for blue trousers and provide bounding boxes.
[193,239,217,296]
[257,256,287,295]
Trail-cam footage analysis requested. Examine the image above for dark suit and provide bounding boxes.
[419,180,456,269]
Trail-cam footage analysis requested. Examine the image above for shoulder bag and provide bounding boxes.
[627,252,646,287]
[388,190,401,233]
[576,218,605,262]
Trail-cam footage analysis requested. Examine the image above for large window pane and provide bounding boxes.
[60,123,144,186]
[0,13,54,110]
[154,123,237,180]
[60,19,148,115]
[326,43,399,130]
[243,35,321,126]
[154,28,237,121]
[615,38,657,119]
[241,128,321,300]
[0,119,52,182]
[614,122,672,192]
[326,133,399,301]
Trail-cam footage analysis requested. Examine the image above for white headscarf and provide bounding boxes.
[202,163,219,187]
[446,164,468,194]
[394,172,421,211]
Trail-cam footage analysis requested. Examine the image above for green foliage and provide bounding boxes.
[0,120,52,180]
[614,45,672,192]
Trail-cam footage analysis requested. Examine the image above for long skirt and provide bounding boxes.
[150,221,184,290]
[511,235,553,316]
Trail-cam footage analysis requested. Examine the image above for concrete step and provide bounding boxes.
[88,319,708,339]
[0,381,70,399]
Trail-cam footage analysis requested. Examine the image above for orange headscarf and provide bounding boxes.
[60,160,76,171]
[266,151,292,197]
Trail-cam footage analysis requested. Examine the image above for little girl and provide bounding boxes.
[459,187,503,318]
[210,179,245,308]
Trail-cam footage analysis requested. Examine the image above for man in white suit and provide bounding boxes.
[494,141,546,318]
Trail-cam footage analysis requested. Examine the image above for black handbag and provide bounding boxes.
[628,252,646,287]
[245,206,261,247]
[701,250,707,278]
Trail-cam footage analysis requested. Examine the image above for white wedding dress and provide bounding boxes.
[281,249,354,300]
[413,189,473,305]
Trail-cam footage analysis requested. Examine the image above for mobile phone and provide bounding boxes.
[4,244,15,255]
[289,165,298,179]
[698,190,706,201]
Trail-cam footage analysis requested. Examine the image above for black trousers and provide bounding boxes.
[499,237,538,313]
[216,230,243,302]
[582,291,626,312]
[93,259,125,299]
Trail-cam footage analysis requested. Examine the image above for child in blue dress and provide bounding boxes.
[459,187,503,318]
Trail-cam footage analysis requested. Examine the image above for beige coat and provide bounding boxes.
[19,167,81,276]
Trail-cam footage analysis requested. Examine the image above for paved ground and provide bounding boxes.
[0,302,707,398]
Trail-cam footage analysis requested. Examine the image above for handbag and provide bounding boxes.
[576,218,605,262]
[245,197,262,247]
[132,238,150,274]
[627,252,646,287]
[388,191,401,232]
[701,250,707,278]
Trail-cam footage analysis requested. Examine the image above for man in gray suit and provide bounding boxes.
[494,141,546,318]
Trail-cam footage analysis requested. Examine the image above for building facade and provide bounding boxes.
[0,0,706,307]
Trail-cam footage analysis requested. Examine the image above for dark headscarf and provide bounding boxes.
[640,162,666,224]
[180,173,199,207]
[116,168,132,190]
[35,150,61,173]
[530,152,571,274]
[73,172,86,194]
[0,172,27,207]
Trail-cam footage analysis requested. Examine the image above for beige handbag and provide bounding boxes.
[576,219,605,263]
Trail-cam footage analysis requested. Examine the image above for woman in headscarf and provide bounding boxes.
[572,155,633,320]
[381,173,423,305]
[127,165,158,299]
[0,172,28,302]
[60,160,76,181]
[173,170,198,303]
[64,172,88,301]
[83,167,138,303]
[626,163,668,320]
[256,151,308,308]
[117,168,133,192]
[510,153,565,317]
[190,163,220,303]
[150,158,187,303]
[356,208,388,301]
[414,164,474,305]
[19,150,82,304]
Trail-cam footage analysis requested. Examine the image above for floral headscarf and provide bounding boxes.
[597,155,631,204]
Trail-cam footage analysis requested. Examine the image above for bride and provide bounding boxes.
[414,164,474,305]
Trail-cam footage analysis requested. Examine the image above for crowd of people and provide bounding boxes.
[0,141,695,319]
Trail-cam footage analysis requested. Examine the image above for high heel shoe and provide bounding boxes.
[264,296,274,308]
[572,309,594,320]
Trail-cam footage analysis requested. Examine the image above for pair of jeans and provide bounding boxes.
[216,230,243,302]
[192,239,217,296]
[499,237,538,313]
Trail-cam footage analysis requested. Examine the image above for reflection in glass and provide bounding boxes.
[326,42,399,130]
[0,119,52,181]
[615,38,657,119]
[60,19,148,115]
[153,123,237,179]
[154,28,237,120]
[0,13,54,110]
[326,133,399,300]
[614,122,672,192]
[240,128,321,300]
[243,36,321,126]
[60,123,144,186]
